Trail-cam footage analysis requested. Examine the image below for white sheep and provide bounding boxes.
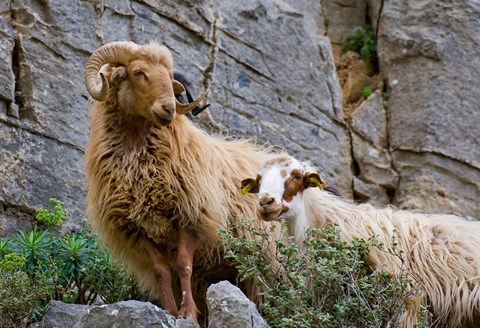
[241,155,480,327]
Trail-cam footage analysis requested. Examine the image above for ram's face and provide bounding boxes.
[84,41,206,126]
[116,56,177,126]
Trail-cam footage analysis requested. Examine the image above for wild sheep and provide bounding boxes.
[84,41,283,321]
[241,155,480,327]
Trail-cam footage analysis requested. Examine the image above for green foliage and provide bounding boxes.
[36,198,67,228]
[0,267,53,328]
[221,219,420,328]
[13,227,53,274]
[0,238,12,261]
[362,86,374,98]
[343,26,378,65]
[0,199,140,327]
[414,305,434,328]
[83,249,140,304]
[0,253,26,271]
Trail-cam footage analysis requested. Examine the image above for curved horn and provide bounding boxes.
[175,83,208,115]
[84,41,139,102]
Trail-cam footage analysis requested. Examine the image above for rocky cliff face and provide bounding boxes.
[0,0,478,235]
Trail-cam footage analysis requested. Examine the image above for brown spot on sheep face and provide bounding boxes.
[282,170,324,203]
[283,169,305,203]
[262,156,292,170]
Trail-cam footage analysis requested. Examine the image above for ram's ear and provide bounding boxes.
[303,172,327,189]
[111,66,127,82]
[240,175,261,194]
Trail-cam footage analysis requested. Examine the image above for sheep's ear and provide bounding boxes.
[304,172,327,189]
[240,175,261,194]
[111,66,127,82]
[172,79,186,94]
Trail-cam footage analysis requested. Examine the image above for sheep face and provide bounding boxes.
[114,57,177,126]
[84,42,206,125]
[241,156,326,221]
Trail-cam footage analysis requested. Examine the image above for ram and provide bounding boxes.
[84,41,283,321]
[242,155,480,327]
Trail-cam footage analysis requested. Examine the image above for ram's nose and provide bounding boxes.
[163,103,174,117]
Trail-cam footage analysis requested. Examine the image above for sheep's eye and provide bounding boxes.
[134,69,149,79]
[294,174,302,181]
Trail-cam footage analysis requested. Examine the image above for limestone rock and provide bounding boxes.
[0,16,15,110]
[353,176,390,207]
[393,150,479,220]
[39,300,200,328]
[352,132,398,189]
[323,0,367,45]
[207,281,269,328]
[378,1,480,218]
[350,91,387,149]
[39,300,91,328]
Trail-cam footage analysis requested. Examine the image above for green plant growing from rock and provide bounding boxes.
[220,218,430,328]
[362,86,374,98]
[343,25,378,67]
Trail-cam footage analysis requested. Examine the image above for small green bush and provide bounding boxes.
[362,86,374,98]
[0,199,140,327]
[0,254,53,328]
[221,218,428,328]
[343,26,378,66]
[36,198,67,228]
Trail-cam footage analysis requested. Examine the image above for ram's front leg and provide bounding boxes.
[144,238,179,316]
[177,228,199,319]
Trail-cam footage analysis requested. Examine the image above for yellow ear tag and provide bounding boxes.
[241,182,253,195]
[310,177,327,189]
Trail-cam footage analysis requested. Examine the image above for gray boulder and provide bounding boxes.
[207,281,269,328]
[39,300,200,328]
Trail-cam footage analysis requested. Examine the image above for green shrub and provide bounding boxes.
[13,227,53,274]
[220,218,428,328]
[362,86,374,98]
[0,199,140,327]
[343,26,378,66]
[83,249,141,304]
[0,254,53,328]
[36,198,67,228]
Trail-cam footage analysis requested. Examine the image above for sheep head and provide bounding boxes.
[84,41,206,126]
[241,156,327,221]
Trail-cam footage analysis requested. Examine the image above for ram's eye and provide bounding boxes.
[294,174,302,181]
[133,70,144,77]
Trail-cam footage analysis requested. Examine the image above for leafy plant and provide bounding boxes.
[220,219,424,328]
[0,199,141,327]
[343,25,378,66]
[0,254,53,328]
[83,248,141,304]
[0,238,12,261]
[36,198,67,228]
[55,232,94,303]
[13,226,53,274]
[362,86,374,98]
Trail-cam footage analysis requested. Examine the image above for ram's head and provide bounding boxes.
[84,41,206,126]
